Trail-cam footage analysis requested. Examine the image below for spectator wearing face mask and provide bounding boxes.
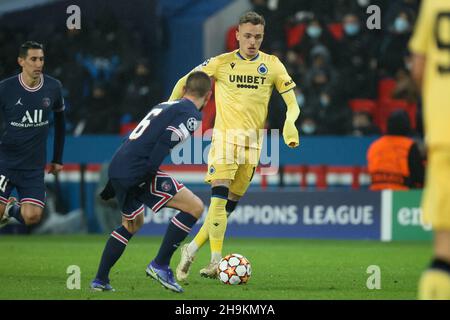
[304,68,334,111]
[383,0,420,30]
[315,91,353,135]
[336,12,377,100]
[304,45,338,100]
[292,17,338,66]
[299,111,318,136]
[378,9,415,77]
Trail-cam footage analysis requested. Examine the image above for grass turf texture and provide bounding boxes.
[0,235,431,300]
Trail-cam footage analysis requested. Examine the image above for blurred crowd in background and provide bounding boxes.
[247,0,421,138]
[0,0,422,138]
[0,7,163,135]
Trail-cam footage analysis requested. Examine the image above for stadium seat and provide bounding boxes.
[327,23,343,40]
[376,78,418,132]
[377,99,417,133]
[286,23,306,48]
[119,122,137,136]
[378,78,397,101]
[202,80,216,132]
[226,25,238,51]
[348,99,377,118]
[349,99,382,129]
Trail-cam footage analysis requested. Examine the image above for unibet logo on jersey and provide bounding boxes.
[10,109,48,128]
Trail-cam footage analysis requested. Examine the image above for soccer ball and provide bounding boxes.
[218,253,252,285]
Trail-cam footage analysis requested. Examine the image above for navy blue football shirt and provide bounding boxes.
[0,73,65,170]
[108,98,202,185]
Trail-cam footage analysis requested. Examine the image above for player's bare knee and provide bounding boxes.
[190,198,204,219]
[228,192,241,202]
[23,209,43,225]
[211,180,230,188]
[122,214,144,234]
[122,220,139,234]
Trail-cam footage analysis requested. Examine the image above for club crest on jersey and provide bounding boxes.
[42,97,51,108]
[161,180,172,192]
[186,117,198,131]
[257,63,268,75]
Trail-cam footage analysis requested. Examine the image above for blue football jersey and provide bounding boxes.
[0,73,65,170]
[108,98,202,185]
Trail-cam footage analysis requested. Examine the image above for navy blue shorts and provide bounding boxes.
[111,171,185,220]
[0,167,46,208]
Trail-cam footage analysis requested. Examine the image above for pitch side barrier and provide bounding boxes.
[55,135,377,165]
[13,164,430,239]
[40,135,431,239]
[138,190,429,241]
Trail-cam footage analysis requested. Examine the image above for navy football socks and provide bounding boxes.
[8,204,25,225]
[95,225,133,283]
[154,211,197,267]
[430,258,450,274]
[225,200,238,217]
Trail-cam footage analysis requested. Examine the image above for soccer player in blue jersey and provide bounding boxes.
[0,41,66,228]
[90,71,212,293]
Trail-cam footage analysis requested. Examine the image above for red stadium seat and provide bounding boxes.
[120,122,137,136]
[327,23,343,40]
[378,99,417,133]
[286,23,306,48]
[226,25,238,51]
[201,80,216,133]
[349,99,381,129]
[348,99,377,118]
[378,78,397,100]
[376,78,417,133]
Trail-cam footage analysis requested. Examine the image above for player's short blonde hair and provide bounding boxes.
[239,11,265,26]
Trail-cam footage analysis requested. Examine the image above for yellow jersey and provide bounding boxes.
[409,0,450,147]
[170,49,296,148]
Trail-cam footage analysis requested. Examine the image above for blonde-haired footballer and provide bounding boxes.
[169,11,301,281]
[409,0,450,299]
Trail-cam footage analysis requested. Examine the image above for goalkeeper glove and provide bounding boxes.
[283,120,299,148]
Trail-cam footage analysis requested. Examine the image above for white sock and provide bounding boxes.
[211,252,222,263]
[187,241,199,257]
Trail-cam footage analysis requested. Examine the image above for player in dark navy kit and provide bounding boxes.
[90,71,212,293]
[0,41,65,228]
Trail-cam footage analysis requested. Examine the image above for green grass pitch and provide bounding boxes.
[0,235,431,300]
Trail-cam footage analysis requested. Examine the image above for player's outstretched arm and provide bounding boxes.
[281,89,300,148]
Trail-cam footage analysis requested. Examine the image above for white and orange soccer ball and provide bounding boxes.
[218,253,252,285]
